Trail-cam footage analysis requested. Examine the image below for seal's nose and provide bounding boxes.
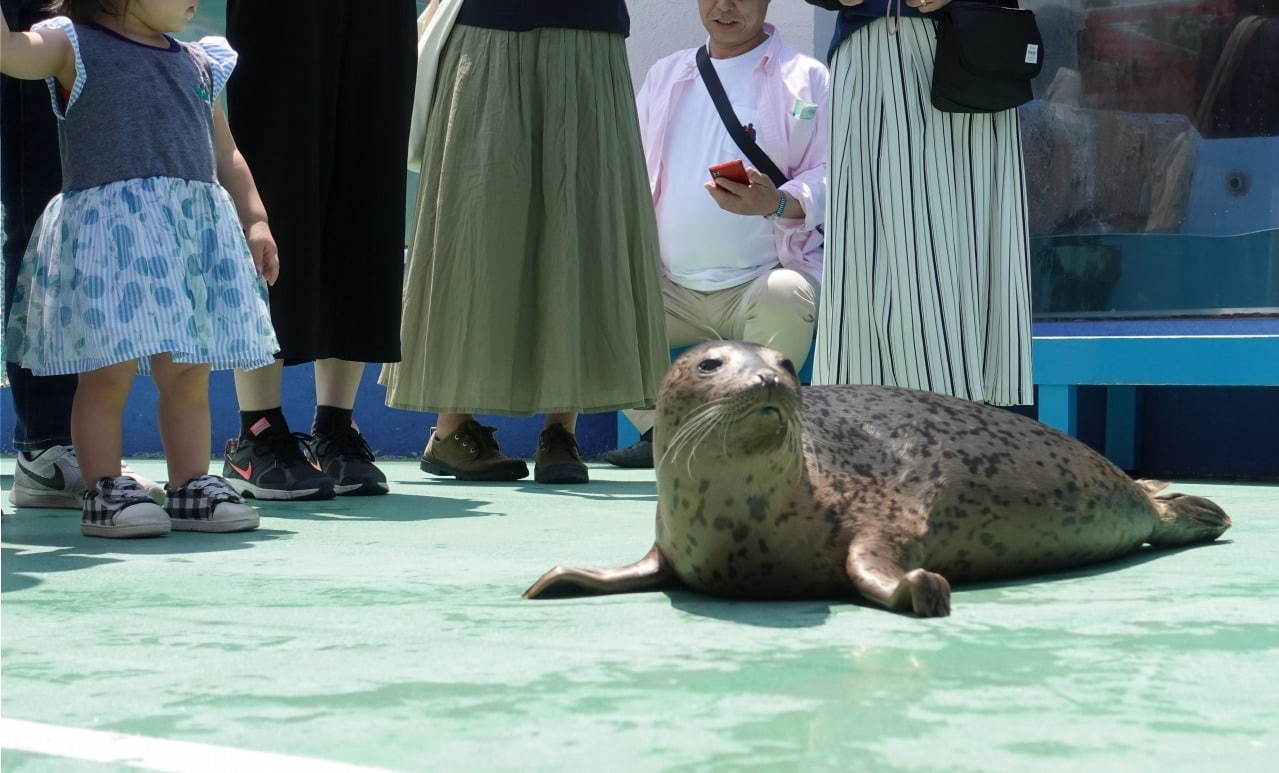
[757,372,778,387]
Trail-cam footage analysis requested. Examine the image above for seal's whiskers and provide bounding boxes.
[658,400,731,471]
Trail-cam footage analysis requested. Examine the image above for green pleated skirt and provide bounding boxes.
[381,23,669,416]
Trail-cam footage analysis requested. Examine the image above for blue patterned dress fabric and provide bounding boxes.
[4,17,278,376]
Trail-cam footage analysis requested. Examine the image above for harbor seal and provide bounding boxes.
[524,342,1232,616]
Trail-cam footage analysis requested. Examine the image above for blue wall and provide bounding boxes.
[1058,386,1279,480]
[4,374,1276,479]
[0,367,617,461]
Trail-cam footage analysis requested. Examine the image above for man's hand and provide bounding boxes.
[705,167,784,217]
[245,221,279,285]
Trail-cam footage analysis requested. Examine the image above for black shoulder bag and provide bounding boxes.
[931,0,1044,113]
[695,45,788,187]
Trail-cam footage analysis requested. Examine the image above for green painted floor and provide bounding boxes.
[3,461,1277,771]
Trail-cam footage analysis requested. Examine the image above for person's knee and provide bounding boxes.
[78,361,136,391]
[74,362,136,411]
[758,269,819,319]
[151,357,210,394]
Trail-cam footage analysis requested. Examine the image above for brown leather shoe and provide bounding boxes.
[534,424,589,484]
[419,421,529,481]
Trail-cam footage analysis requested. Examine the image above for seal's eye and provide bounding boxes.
[779,359,796,377]
[697,358,722,374]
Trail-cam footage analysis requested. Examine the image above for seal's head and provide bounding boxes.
[654,341,803,472]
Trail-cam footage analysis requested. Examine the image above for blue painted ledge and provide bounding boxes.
[0,365,616,460]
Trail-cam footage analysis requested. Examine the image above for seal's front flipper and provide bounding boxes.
[845,543,951,617]
[522,545,677,599]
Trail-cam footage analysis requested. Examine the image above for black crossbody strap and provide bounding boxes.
[695,45,788,188]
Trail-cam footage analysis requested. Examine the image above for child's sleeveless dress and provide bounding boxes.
[3,17,278,376]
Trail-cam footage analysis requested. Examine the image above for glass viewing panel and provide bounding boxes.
[187,1,1276,319]
[1022,0,1279,318]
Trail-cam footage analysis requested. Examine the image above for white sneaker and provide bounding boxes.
[11,445,86,508]
[81,476,171,539]
[9,446,165,509]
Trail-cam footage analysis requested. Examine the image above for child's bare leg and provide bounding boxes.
[151,354,212,487]
[158,355,258,533]
[72,360,136,483]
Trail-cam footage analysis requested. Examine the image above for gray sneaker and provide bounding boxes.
[81,476,171,539]
[600,430,654,469]
[419,421,529,481]
[11,445,165,509]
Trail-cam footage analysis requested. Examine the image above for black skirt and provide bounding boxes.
[225,0,415,364]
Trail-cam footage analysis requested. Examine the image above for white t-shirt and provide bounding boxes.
[655,41,778,292]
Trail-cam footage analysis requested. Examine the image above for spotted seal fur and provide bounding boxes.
[524,342,1231,616]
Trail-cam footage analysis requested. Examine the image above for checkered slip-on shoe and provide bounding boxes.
[121,463,167,505]
[165,475,260,533]
[81,476,171,539]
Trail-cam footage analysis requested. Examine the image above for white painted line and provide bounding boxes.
[1,718,391,772]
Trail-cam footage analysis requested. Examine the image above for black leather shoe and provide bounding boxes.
[535,425,589,484]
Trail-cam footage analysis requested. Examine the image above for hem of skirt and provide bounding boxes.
[984,395,1035,407]
[810,373,1035,408]
[382,397,659,417]
[280,353,403,367]
[12,348,277,377]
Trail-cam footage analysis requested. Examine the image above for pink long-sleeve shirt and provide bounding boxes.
[635,24,830,280]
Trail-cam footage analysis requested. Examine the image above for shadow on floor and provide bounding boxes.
[665,590,834,628]
[511,480,657,501]
[1,520,295,594]
[251,492,494,522]
[395,473,659,502]
[958,540,1233,593]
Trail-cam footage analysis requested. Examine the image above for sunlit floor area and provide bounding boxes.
[3,460,1276,771]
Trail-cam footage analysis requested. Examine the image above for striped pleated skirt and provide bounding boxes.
[814,17,1034,406]
[4,177,278,376]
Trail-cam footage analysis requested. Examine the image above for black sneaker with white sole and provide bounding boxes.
[165,475,259,532]
[310,421,389,496]
[222,426,335,501]
[81,476,170,539]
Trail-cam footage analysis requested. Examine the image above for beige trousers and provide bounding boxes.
[623,267,819,435]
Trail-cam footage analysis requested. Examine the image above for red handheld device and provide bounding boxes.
[709,159,749,187]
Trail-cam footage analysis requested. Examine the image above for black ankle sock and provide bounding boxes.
[640,428,653,443]
[313,405,353,436]
[240,407,288,439]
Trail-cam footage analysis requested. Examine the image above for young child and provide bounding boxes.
[1,0,281,538]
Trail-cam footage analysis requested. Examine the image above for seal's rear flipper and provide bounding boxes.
[1148,493,1232,547]
[522,545,677,599]
[846,542,952,617]
[1136,479,1171,495]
